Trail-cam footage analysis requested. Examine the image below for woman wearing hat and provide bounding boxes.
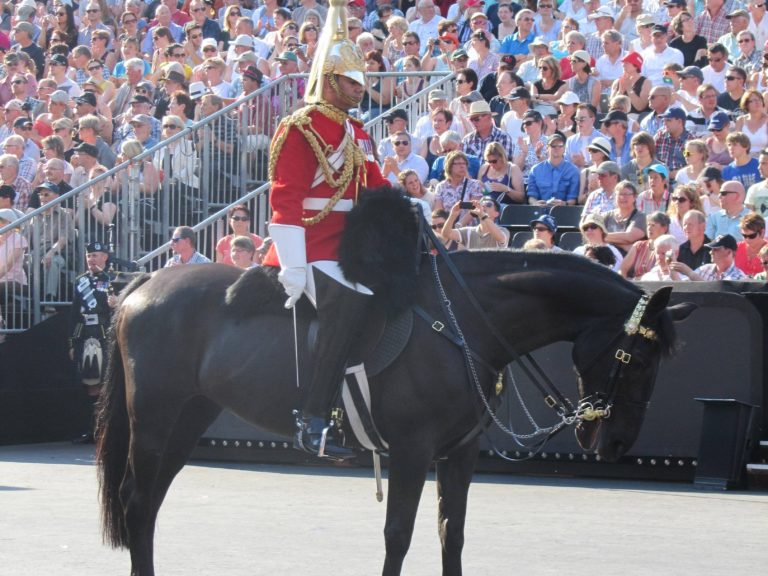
[573,213,624,272]
[566,49,600,109]
[610,51,650,115]
[630,14,654,52]
[555,91,580,137]
[578,136,611,204]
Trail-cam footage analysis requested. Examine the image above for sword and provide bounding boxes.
[292,306,300,389]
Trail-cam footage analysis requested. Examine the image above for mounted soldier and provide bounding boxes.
[262,0,389,459]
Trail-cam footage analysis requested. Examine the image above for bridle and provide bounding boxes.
[573,294,660,422]
[416,222,662,454]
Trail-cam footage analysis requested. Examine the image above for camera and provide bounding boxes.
[665,250,674,263]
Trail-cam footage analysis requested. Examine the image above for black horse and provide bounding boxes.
[96,252,694,576]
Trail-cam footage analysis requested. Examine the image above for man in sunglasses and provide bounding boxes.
[673,234,748,280]
[499,9,536,62]
[733,30,761,74]
[701,43,729,93]
[705,180,752,240]
[164,226,211,267]
[527,133,580,206]
[717,65,748,112]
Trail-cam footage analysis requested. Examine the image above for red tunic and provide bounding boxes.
[263,108,388,267]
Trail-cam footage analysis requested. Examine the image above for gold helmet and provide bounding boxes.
[305,0,366,104]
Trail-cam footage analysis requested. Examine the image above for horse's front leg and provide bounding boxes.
[381,445,433,576]
[435,437,479,576]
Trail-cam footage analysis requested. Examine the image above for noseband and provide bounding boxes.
[575,294,659,422]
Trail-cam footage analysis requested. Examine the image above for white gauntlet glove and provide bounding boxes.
[268,223,307,309]
[277,266,306,308]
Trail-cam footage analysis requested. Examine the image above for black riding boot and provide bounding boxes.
[294,268,371,459]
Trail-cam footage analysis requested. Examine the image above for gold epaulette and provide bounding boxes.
[268,104,366,226]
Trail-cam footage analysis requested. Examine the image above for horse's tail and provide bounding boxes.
[95,272,152,549]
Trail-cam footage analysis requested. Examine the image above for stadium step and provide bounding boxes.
[746,441,768,490]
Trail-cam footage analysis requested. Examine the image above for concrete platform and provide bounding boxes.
[1,443,766,576]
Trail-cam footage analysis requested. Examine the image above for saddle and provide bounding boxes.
[305,305,413,453]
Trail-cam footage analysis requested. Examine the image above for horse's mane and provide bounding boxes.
[446,250,677,356]
[224,267,291,317]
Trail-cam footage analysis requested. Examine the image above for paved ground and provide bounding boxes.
[1,442,766,576]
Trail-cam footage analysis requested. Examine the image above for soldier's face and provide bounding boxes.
[86,251,108,272]
[337,75,365,105]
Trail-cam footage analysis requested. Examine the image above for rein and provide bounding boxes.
[416,221,658,456]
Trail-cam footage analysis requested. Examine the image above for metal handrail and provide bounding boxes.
[0,70,453,332]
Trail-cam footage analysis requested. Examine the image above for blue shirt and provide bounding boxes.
[705,207,751,241]
[722,159,761,190]
[610,132,634,169]
[526,159,580,203]
[429,154,481,182]
[499,31,535,56]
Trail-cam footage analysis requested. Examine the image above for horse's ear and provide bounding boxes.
[644,286,673,318]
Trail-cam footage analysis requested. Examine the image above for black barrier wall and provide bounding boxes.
[2,283,766,483]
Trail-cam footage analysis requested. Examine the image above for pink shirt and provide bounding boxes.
[216,233,263,266]
[0,231,28,285]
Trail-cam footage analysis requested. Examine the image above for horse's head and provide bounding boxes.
[571,286,696,462]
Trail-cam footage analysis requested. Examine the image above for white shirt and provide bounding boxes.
[749,12,768,49]
[409,16,441,55]
[500,112,523,142]
[702,65,727,94]
[595,53,625,92]
[386,152,429,184]
[641,45,684,87]
[413,114,464,140]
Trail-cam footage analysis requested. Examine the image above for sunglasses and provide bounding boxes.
[393,140,410,146]
[480,201,495,208]
[56,11,67,16]
[171,52,185,58]
[725,75,740,81]
[162,124,181,129]
[171,237,184,242]
[123,18,137,24]
[670,196,688,202]
[203,47,217,52]
[230,11,241,16]
[431,223,444,229]
[582,224,600,231]
[719,190,737,196]
[231,216,249,222]
[11,79,25,85]
[549,143,565,148]
[402,41,416,46]
[86,9,100,13]
[305,26,317,31]
[742,230,759,239]
[523,120,536,127]
[88,66,101,71]
[191,7,206,12]
[486,158,498,164]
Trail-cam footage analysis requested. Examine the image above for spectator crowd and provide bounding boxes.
[1,0,768,339]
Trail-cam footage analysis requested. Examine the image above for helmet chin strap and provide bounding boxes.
[327,74,361,110]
